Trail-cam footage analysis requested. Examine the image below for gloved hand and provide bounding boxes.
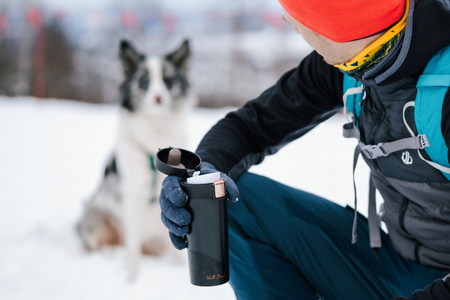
[159,162,239,250]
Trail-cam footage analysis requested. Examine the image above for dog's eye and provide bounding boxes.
[138,73,149,90]
[163,77,174,89]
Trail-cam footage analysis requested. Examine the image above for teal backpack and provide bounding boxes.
[342,44,450,248]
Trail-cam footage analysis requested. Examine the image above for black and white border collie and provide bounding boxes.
[76,39,195,280]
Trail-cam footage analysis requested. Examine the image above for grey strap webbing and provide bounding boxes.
[359,135,429,159]
[368,175,381,248]
[344,122,381,247]
[349,144,382,248]
[343,122,430,160]
[351,146,361,244]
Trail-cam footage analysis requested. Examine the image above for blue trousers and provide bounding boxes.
[228,172,446,300]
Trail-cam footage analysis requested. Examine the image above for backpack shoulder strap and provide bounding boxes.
[415,44,450,179]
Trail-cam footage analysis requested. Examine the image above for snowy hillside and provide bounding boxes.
[0,96,370,300]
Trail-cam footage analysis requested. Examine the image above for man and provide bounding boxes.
[159,0,450,299]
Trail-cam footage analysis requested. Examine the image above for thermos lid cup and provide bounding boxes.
[156,147,202,178]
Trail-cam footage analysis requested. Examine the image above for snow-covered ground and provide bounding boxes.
[0,96,370,299]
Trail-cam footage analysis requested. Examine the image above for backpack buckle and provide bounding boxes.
[361,143,387,159]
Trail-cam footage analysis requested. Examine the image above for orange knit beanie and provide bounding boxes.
[278,0,406,42]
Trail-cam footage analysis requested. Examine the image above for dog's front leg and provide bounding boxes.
[116,138,151,282]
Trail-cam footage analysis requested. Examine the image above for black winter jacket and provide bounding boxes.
[196,0,450,298]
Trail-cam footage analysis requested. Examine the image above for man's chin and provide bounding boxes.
[323,56,341,66]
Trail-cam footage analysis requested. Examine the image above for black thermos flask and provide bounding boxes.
[155,147,229,286]
[181,179,229,286]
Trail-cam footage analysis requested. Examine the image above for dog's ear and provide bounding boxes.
[119,40,145,78]
[166,39,191,76]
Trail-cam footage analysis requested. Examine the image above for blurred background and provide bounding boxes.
[0,0,312,107]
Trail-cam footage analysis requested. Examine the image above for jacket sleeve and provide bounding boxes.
[392,277,450,300]
[195,51,344,180]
